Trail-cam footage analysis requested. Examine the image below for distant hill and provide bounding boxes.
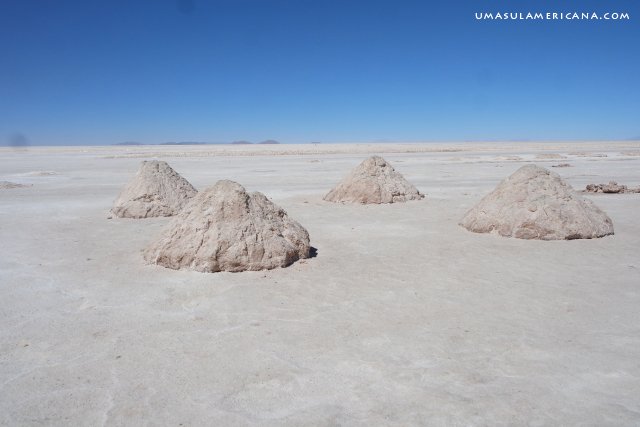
[114,141,144,146]
[231,140,253,145]
[258,139,280,145]
[161,141,207,145]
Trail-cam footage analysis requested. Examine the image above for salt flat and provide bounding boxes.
[1,142,639,426]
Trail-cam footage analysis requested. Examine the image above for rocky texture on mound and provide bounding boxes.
[144,180,310,272]
[0,181,31,189]
[460,164,614,240]
[110,161,197,218]
[324,156,424,204]
[585,182,640,194]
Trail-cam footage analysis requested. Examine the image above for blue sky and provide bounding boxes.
[1,0,638,145]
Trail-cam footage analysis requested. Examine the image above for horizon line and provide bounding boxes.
[3,138,640,148]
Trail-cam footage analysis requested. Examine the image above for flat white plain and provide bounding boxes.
[1,142,639,426]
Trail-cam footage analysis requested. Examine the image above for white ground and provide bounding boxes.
[1,142,639,426]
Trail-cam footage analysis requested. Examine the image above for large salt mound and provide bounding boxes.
[324,156,424,204]
[460,164,614,240]
[110,160,197,218]
[143,180,311,272]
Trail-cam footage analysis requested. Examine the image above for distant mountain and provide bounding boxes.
[161,141,208,145]
[231,140,253,145]
[258,139,280,145]
[114,141,144,146]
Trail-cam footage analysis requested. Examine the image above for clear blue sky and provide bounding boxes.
[1,0,638,145]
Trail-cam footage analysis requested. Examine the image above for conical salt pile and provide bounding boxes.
[324,156,423,204]
[110,160,197,218]
[460,164,614,240]
[143,180,311,272]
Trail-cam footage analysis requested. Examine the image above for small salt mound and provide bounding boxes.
[25,171,58,176]
[460,164,614,240]
[144,180,311,272]
[324,156,423,204]
[585,182,640,194]
[110,160,197,218]
[0,181,31,189]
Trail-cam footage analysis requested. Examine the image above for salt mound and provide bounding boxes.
[110,160,197,218]
[585,181,640,194]
[0,181,31,189]
[460,164,614,240]
[324,156,423,204]
[143,180,310,272]
[25,171,58,176]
